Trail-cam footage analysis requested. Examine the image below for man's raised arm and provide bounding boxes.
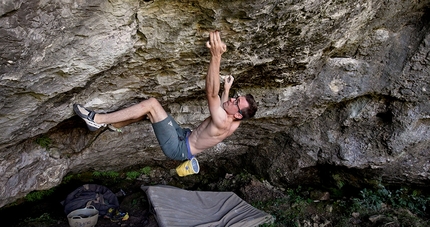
[205,31,226,108]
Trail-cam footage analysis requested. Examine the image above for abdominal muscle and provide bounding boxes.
[187,117,239,156]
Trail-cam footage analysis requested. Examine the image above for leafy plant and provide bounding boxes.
[105,171,119,178]
[92,171,102,177]
[92,170,120,179]
[332,174,345,189]
[355,186,430,217]
[21,213,55,226]
[355,188,385,211]
[62,174,74,184]
[252,197,295,226]
[35,135,52,150]
[391,188,430,216]
[25,189,55,202]
[126,171,141,180]
[140,166,151,175]
[286,186,311,204]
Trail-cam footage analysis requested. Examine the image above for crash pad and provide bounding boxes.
[142,185,274,227]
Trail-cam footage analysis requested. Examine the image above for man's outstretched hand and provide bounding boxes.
[206,31,227,56]
[224,75,234,90]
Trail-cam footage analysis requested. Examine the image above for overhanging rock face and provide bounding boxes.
[0,0,429,207]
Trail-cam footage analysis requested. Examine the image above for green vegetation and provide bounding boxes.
[124,166,151,180]
[7,167,430,227]
[140,166,151,175]
[126,171,141,180]
[20,213,55,227]
[92,170,119,179]
[62,174,74,184]
[253,185,430,227]
[355,186,430,216]
[89,167,152,181]
[24,188,55,202]
[332,174,344,189]
[129,193,148,209]
[60,167,152,186]
[253,186,314,226]
[35,135,52,150]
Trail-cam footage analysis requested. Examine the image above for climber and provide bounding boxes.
[73,31,258,161]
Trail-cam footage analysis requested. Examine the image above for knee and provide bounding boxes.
[147,97,158,103]
[146,97,160,106]
[138,97,161,109]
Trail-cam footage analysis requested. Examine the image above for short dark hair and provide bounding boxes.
[240,94,257,120]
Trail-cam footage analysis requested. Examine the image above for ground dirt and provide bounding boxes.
[0,167,275,227]
[0,179,160,227]
[1,168,429,227]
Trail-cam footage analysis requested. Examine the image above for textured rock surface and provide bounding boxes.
[0,0,429,207]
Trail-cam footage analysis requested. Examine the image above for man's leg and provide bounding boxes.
[74,98,168,131]
[109,116,146,129]
[94,98,168,124]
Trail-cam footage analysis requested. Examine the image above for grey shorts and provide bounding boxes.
[151,115,192,161]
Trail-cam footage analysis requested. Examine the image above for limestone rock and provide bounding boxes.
[0,0,429,207]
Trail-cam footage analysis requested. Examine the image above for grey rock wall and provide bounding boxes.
[0,0,429,207]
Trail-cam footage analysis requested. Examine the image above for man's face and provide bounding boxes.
[224,96,248,116]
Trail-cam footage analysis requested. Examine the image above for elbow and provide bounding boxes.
[205,88,217,97]
[206,93,218,99]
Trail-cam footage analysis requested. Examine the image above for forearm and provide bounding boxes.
[206,56,221,98]
[221,89,229,103]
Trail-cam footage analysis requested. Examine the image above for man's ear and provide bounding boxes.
[234,112,243,120]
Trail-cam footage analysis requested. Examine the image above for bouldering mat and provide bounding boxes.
[142,185,274,227]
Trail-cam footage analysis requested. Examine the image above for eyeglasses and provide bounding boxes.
[233,96,242,115]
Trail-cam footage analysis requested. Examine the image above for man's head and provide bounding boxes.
[224,94,258,120]
[238,94,257,120]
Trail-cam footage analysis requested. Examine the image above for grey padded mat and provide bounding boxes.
[142,185,274,227]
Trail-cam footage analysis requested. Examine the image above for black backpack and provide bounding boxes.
[62,184,119,216]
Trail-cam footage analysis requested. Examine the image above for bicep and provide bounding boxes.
[207,95,227,128]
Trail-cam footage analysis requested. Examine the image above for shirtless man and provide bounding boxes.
[74,31,258,161]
